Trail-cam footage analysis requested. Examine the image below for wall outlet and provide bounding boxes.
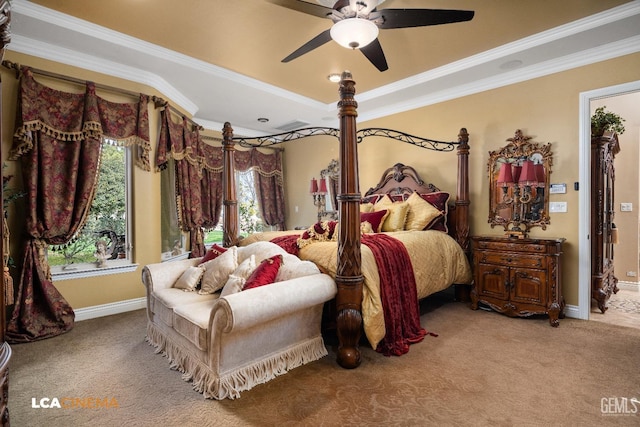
[549,202,567,213]
[626,271,637,277]
[620,202,633,212]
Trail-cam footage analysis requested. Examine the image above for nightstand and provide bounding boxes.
[470,235,565,326]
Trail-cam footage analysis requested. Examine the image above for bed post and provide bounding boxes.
[454,128,471,301]
[222,122,239,247]
[335,71,364,369]
[455,128,470,253]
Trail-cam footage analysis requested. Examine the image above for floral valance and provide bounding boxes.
[234,149,283,185]
[156,111,223,174]
[9,66,151,170]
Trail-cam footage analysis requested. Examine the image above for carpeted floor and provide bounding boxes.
[8,290,640,426]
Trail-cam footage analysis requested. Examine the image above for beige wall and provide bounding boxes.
[591,94,640,285]
[2,50,640,310]
[284,52,640,306]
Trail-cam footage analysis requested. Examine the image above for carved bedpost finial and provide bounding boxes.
[458,128,469,145]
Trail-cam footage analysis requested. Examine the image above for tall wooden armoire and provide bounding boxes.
[591,132,620,313]
[0,1,11,425]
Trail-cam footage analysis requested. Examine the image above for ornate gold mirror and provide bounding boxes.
[488,130,553,238]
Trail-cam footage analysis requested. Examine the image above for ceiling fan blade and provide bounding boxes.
[282,29,333,63]
[359,38,388,72]
[268,0,333,19]
[378,9,474,29]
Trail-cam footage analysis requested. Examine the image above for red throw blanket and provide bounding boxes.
[270,232,429,356]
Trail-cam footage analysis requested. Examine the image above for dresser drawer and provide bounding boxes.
[474,239,549,254]
[476,250,545,269]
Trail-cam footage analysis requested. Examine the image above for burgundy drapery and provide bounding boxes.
[234,149,286,230]
[157,112,286,252]
[156,109,223,258]
[7,67,151,343]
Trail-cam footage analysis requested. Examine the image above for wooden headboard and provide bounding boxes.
[363,162,462,243]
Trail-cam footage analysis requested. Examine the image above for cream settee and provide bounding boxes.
[142,241,336,399]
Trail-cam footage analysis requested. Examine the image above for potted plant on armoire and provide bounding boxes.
[590,106,626,314]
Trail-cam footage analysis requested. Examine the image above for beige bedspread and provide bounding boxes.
[239,229,472,349]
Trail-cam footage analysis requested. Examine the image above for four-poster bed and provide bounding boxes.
[220,71,471,369]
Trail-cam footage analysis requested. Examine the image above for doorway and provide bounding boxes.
[579,81,640,328]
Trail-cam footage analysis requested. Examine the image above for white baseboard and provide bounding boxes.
[564,304,582,319]
[74,297,146,322]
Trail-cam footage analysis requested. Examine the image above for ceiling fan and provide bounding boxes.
[270,0,474,72]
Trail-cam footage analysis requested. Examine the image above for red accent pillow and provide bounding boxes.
[199,244,227,264]
[418,192,450,232]
[243,255,284,290]
[360,209,389,233]
[362,194,384,204]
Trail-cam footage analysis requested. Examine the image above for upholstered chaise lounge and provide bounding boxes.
[142,241,337,399]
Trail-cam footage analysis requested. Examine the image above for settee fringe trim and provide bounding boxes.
[146,322,328,400]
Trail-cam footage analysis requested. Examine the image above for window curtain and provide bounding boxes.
[234,149,286,230]
[156,108,223,257]
[6,67,151,343]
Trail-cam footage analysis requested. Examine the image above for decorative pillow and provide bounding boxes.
[199,244,227,265]
[373,195,410,232]
[360,221,374,234]
[419,192,450,232]
[198,246,238,294]
[173,266,205,292]
[362,194,384,204]
[297,221,338,248]
[360,202,374,213]
[360,209,389,233]
[243,254,284,290]
[232,255,256,280]
[220,275,245,298]
[405,191,443,231]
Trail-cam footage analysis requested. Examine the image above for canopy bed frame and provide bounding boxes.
[219,71,470,369]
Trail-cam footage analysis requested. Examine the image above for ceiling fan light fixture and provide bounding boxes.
[330,18,379,49]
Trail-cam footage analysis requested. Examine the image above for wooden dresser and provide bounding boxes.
[470,235,565,327]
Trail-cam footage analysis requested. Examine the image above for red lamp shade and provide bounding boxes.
[512,165,522,183]
[518,160,538,185]
[310,178,318,194]
[318,178,328,194]
[534,163,545,186]
[497,163,514,185]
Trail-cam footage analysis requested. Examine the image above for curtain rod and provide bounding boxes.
[1,59,204,131]
[200,134,283,152]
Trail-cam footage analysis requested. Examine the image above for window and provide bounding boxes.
[48,143,135,277]
[203,169,265,245]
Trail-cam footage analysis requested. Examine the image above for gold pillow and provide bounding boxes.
[374,195,410,232]
[405,192,443,231]
[360,202,374,213]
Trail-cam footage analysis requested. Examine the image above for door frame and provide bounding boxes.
[578,80,640,320]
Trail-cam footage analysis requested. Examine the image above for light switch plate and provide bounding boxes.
[549,202,567,213]
[620,202,633,212]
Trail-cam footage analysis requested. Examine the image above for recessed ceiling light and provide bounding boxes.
[327,73,341,83]
[500,59,524,70]
[257,117,269,123]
